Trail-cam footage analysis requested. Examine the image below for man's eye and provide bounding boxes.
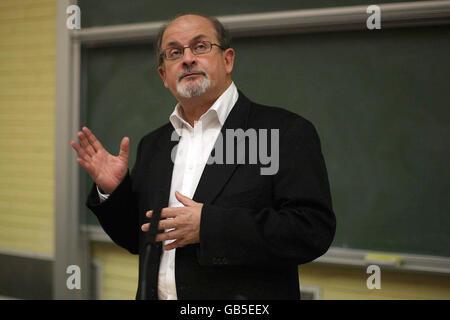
[168,48,182,57]
[194,43,207,51]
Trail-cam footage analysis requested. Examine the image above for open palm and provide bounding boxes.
[71,127,129,194]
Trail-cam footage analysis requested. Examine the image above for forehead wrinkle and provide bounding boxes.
[161,16,217,48]
[165,34,209,48]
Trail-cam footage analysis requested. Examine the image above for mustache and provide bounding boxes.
[177,68,208,82]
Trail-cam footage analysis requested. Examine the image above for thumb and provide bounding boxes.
[175,191,197,207]
[118,137,129,161]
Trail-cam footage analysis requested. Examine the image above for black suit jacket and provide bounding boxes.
[87,91,336,300]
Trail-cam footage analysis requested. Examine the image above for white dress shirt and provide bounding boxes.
[98,82,239,300]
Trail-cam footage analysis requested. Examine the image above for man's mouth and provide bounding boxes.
[178,70,206,81]
[183,73,202,78]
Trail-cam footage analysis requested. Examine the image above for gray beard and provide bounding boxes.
[176,73,211,98]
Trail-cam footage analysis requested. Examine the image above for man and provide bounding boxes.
[71,14,336,300]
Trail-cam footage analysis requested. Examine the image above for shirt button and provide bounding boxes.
[170,263,174,270]
[188,164,193,170]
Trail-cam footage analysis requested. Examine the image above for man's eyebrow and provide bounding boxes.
[166,40,181,47]
[165,34,209,47]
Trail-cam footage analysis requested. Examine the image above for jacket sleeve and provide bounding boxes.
[197,118,336,266]
[86,172,139,254]
[86,139,145,255]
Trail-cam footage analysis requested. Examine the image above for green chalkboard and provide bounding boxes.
[81,25,450,258]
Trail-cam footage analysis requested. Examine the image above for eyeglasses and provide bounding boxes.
[160,40,224,61]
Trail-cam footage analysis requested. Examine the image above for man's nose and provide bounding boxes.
[181,47,196,67]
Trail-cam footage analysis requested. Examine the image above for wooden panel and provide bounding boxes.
[0,0,56,255]
[91,242,139,300]
[300,264,450,300]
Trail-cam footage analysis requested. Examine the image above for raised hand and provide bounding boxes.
[71,127,129,194]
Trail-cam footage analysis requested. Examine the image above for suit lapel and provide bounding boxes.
[193,92,252,204]
[149,126,180,209]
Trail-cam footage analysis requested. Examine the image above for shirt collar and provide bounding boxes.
[169,82,239,136]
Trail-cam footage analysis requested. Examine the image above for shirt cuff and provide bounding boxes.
[96,185,110,202]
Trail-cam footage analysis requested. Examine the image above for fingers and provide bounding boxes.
[77,131,96,157]
[141,218,176,232]
[75,127,128,161]
[76,157,93,173]
[175,191,198,206]
[156,230,181,243]
[71,140,91,162]
[146,208,178,219]
[71,140,95,174]
[73,127,102,158]
[118,137,130,162]
[141,206,200,249]
[82,127,104,153]
[163,240,181,251]
[140,223,180,241]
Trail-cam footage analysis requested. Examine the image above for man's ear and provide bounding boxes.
[223,48,235,74]
[158,65,169,88]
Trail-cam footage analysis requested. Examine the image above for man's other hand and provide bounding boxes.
[141,191,203,251]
